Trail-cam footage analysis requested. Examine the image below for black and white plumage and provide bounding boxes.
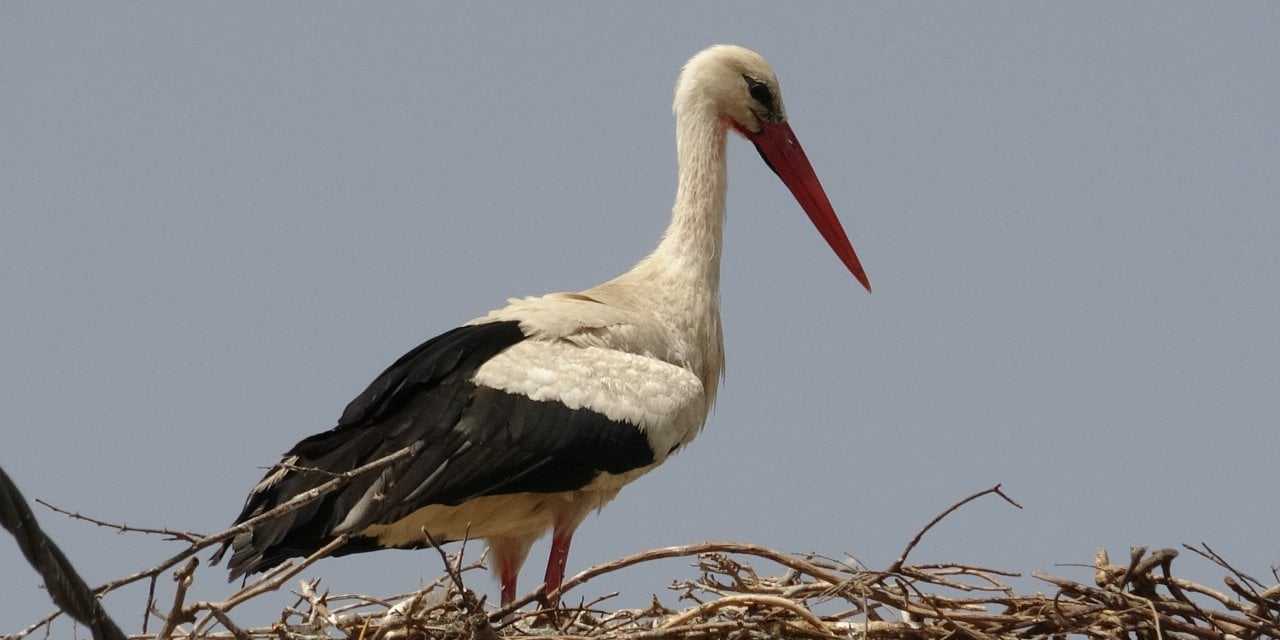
[221,322,653,573]
[217,44,869,607]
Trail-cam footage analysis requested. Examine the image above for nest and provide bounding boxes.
[6,465,1279,639]
[123,541,1280,640]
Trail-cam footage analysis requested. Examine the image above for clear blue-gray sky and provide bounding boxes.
[3,3,1278,633]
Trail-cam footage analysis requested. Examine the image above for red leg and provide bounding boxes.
[489,536,531,606]
[499,560,519,606]
[542,526,575,599]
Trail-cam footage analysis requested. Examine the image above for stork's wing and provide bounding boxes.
[217,320,659,579]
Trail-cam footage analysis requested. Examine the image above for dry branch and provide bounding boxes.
[0,465,126,640]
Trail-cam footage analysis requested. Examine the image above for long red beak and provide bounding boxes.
[747,121,871,292]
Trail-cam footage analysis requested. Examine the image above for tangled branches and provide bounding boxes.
[24,541,1275,639]
[5,477,1278,639]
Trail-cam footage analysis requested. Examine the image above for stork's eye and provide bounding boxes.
[745,77,774,108]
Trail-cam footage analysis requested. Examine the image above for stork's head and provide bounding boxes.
[675,45,871,292]
[675,45,786,135]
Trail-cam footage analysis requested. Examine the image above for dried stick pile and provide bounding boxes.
[135,541,1278,640]
[6,468,1279,640]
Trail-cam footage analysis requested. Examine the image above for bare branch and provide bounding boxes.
[0,464,127,640]
[890,483,1022,572]
[34,499,204,543]
[153,558,197,640]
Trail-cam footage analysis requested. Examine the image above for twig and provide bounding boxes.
[910,562,1021,577]
[1146,599,1163,640]
[143,573,158,633]
[154,558,197,640]
[1156,554,1220,633]
[298,578,337,627]
[1224,576,1280,615]
[658,593,833,635]
[627,620,751,639]
[34,499,204,543]
[422,529,496,640]
[889,484,1022,572]
[1185,542,1265,592]
[422,530,475,607]
[208,609,252,640]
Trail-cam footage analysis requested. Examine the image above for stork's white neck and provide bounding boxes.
[649,101,729,292]
[583,95,729,398]
[629,98,729,395]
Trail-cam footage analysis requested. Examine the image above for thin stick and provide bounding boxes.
[1184,542,1265,592]
[208,609,253,640]
[422,530,478,610]
[35,499,204,543]
[1147,599,1164,640]
[658,593,832,635]
[154,557,198,640]
[889,484,1022,572]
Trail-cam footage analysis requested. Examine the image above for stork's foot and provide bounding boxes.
[530,592,565,628]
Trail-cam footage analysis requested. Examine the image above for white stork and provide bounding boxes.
[216,44,870,606]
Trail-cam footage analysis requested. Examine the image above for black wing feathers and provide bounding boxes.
[395,385,655,506]
[220,319,656,579]
[335,321,523,429]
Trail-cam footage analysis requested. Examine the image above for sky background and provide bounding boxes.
[3,3,1278,634]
